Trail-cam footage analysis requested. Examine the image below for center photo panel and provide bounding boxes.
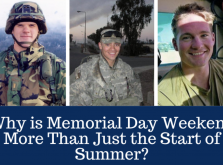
[69,0,154,106]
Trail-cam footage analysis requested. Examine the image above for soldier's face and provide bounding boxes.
[98,42,121,66]
[172,14,215,70]
[12,22,39,48]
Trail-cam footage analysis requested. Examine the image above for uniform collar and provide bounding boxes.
[6,43,44,69]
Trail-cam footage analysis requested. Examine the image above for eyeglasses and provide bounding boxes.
[101,31,122,38]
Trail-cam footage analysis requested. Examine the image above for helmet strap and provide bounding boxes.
[12,32,40,49]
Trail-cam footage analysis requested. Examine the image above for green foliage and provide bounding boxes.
[87,26,114,45]
[111,0,153,56]
[87,27,102,45]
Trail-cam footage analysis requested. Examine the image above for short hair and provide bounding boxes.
[171,3,215,38]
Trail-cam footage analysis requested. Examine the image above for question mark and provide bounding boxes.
[142,148,149,160]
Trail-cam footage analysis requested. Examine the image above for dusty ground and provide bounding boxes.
[139,69,154,106]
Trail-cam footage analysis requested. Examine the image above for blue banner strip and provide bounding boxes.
[0,106,222,165]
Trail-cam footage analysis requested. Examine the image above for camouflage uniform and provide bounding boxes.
[70,53,143,106]
[0,2,66,106]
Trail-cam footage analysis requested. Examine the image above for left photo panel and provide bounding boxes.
[0,0,66,106]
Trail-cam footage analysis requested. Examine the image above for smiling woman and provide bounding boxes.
[98,42,121,67]
[70,0,154,106]
[70,29,143,106]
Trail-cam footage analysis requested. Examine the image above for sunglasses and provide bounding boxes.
[101,31,122,38]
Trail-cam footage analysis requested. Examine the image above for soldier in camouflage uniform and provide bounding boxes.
[0,1,66,106]
[70,29,142,106]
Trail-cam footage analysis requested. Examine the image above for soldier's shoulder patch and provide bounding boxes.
[80,55,99,65]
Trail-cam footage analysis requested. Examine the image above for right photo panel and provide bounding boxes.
[158,0,223,106]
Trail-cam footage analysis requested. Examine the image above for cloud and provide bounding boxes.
[70,0,154,40]
[70,0,154,28]
[70,0,115,28]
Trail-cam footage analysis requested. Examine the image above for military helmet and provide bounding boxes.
[5,1,47,34]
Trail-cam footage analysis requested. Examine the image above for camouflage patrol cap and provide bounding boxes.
[5,1,47,34]
[100,29,122,44]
